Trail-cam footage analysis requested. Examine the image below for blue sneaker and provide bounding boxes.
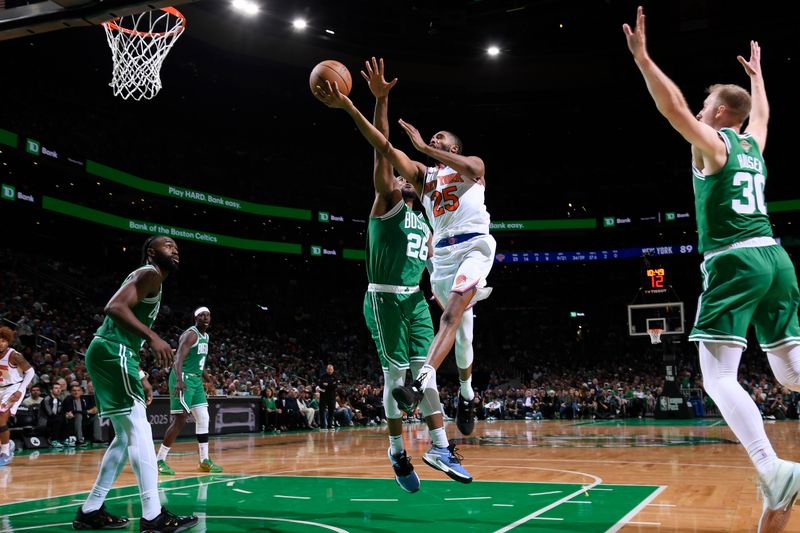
[423,444,473,484]
[0,453,10,467]
[388,448,420,493]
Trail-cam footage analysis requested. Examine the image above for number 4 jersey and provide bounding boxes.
[366,200,430,286]
[693,128,773,254]
[421,164,491,243]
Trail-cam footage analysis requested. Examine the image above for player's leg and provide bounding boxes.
[190,378,221,472]
[157,370,188,475]
[383,365,419,493]
[752,246,800,532]
[0,410,11,466]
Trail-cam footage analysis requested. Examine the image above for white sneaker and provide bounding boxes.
[758,459,800,533]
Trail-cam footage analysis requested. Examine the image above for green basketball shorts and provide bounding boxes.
[168,371,207,414]
[85,336,145,417]
[363,288,434,372]
[690,244,800,349]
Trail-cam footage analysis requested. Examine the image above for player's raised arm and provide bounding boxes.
[738,40,768,151]
[362,57,398,200]
[397,119,485,181]
[314,81,426,188]
[623,6,723,158]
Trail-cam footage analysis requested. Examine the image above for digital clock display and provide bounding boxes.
[645,267,666,289]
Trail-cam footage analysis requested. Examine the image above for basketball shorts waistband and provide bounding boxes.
[367,283,420,294]
[435,232,486,248]
[703,236,778,260]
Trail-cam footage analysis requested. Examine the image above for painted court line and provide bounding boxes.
[647,503,676,507]
[531,517,564,521]
[232,488,252,494]
[606,485,667,533]
[445,496,492,501]
[274,495,311,500]
[0,521,75,532]
[590,488,613,491]
[171,492,190,496]
[492,470,603,533]
[528,491,562,496]
[564,500,591,504]
[493,504,514,507]
[351,498,398,502]
[628,521,661,526]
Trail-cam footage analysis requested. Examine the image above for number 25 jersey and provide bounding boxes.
[421,164,491,243]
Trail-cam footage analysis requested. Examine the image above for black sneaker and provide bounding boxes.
[139,507,198,533]
[72,504,129,530]
[456,394,476,435]
[392,380,423,414]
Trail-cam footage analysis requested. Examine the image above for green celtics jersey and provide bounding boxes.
[181,326,209,375]
[95,265,161,351]
[366,200,431,286]
[693,128,773,253]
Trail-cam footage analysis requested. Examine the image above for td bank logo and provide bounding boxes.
[318,211,330,223]
[26,138,40,156]
[1,183,15,201]
[664,212,676,222]
[603,216,616,228]
[310,245,322,257]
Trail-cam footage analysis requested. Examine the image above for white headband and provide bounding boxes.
[194,306,210,317]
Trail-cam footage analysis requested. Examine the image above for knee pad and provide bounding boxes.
[383,367,406,419]
[192,405,210,434]
[455,310,474,369]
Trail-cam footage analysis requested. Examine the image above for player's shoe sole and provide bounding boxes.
[758,459,800,533]
[422,445,472,484]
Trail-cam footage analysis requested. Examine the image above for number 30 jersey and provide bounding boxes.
[692,128,773,254]
[421,164,491,243]
[365,200,431,286]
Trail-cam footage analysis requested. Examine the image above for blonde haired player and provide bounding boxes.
[315,64,495,436]
[0,326,35,467]
[624,7,800,532]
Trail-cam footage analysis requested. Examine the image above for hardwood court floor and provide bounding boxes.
[1,418,799,532]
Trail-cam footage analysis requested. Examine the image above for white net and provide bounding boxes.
[647,328,663,344]
[102,7,186,101]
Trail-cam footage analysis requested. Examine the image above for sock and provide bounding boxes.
[459,377,474,401]
[389,434,404,456]
[156,445,170,461]
[416,364,435,390]
[751,446,778,478]
[199,442,209,462]
[0,443,9,455]
[429,427,448,449]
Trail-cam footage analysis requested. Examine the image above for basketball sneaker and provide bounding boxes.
[0,453,10,467]
[758,459,800,533]
[157,460,175,476]
[198,458,223,473]
[455,394,476,435]
[388,447,420,493]
[392,381,423,415]
[139,507,198,533]
[423,444,473,484]
[72,504,129,530]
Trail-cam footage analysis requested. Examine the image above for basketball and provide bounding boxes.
[309,60,352,100]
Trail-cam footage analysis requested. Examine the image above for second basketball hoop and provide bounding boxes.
[101,7,186,101]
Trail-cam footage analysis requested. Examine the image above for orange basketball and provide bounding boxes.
[309,60,352,100]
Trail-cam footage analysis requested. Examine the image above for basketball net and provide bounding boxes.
[647,328,664,344]
[102,7,186,101]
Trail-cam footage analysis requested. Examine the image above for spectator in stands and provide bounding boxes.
[22,385,44,409]
[261,388,278,431]
[39,382,65,447]
[63,384,101,445]
[297,389,316,428]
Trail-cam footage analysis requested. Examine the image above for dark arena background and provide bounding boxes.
[1,1,800,531]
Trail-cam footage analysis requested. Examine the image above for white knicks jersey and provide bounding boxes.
[421,164,491,243]
[0,348,22,386]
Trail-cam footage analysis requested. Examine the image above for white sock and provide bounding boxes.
[199,441,209,462]
[429,427,448,449]
[389,434,404,456]
[156,445,170,461]
[699,342,777,478]
[459,377,474,401]
[415,364,436,390]
[0,443,9,455]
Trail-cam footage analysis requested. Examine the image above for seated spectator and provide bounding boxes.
[22,385,44,409]
[484,395,503,420]
[62,384,101,445]
[334,394,354,427]
[297,389,316,428]
[261,388,279,431]
[38,382,65,447]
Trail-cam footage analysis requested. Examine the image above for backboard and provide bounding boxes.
[627,302,685,337]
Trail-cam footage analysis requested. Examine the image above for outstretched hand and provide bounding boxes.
[622,6,648,61]
[313,80,353,110]
[737,40,762,77]
[361,57,397,98]
[398,119,428,153]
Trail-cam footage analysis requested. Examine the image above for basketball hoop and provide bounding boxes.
[647,328,664,344]
[101,7,186,100]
